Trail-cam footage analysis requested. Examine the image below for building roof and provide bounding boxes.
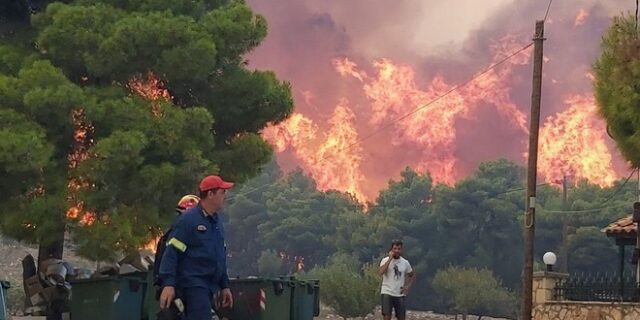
[603,215,636,238]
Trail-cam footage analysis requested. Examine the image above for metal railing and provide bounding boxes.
[555,273,640,302]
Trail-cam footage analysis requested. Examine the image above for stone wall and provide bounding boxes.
[533,301,640,320]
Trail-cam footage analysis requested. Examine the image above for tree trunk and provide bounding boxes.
[36,228,65,320]
[37,233,64,271]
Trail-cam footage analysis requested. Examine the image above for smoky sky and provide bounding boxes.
[245,0,634,199]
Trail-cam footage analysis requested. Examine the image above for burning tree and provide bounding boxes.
[594,13,640,167]
[0,0,293,262]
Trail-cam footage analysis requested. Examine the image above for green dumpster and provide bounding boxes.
[291,279,320,320]
[216,278,293,320]
[0,281,10,320]
[142,271,160,320]
[69,276,146,320]
[123,271,159,320]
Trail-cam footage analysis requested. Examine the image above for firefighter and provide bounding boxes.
[159,175,234,320]
[176,195,200,214]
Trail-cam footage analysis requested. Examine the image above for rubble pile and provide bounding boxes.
[21,250,155,317]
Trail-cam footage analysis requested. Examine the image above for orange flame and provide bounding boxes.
[68,109,94,169]
[353,36,530,184]
[574,9,589,27]
[333,58,367,82]
[65,202,97,226]
[264,113,318,153]
[538,95,616,187]
[141,235,162,253]
[128,72,172,117]
[268,36,619,196]
[264,101,366,202]
[66,108,97,226]
[313,101,365,200]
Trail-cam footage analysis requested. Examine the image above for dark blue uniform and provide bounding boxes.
[159,204,229,320]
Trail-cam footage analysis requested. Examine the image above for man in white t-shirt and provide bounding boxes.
[378,239,415,320]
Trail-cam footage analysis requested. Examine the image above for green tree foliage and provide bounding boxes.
[257,249,283,277]
[594,14,640,166]
[258,169,362,269]
[224,159,633,312]
[567,227,619,274]
[432,266,516,319]
[430,159,525,288]
[0,0,293,261]
[308,256,380,319]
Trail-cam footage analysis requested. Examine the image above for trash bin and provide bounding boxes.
[120,271,159,320]
[309,280,320,317]
[216,278,293,320]
[142,271,159,320]
[69,276,146,320]
[291,279,320,320]
[0,281,10,320]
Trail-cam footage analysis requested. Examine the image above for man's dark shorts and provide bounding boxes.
[381,294,406,318]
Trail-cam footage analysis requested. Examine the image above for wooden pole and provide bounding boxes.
[521,20,545,320]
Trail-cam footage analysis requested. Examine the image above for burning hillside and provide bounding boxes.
[251,0,631,201]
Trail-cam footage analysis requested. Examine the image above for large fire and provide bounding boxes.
[266,36,531,195]
[346,37,530,186]
[264,32,622,201]
[538,95,616,187]
[264,101,366,202]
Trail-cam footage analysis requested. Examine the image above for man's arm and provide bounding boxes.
[378,252,394,275]
[159,222,189,287]
[403,271,416,293]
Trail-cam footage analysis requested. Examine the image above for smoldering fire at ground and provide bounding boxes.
[251,0,630,202]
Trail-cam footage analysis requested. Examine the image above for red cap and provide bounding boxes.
[199,175,234,191]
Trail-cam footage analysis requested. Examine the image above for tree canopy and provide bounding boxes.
[0,0,293,261]
[594,13,640,166]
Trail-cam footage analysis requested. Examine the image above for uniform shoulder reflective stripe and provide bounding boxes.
[167,238,187,252]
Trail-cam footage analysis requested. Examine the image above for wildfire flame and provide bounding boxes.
[313,101,365,200]
[355,36,530,184]
[574,8,589,27]
[333,58,367,82]
[66,108,96,226]
[266,34,621,199]
[538,95,616,187]
[127,72,172,117]
[141,235,162,253]
[264,101,366,202]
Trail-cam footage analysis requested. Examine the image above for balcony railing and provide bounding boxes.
[555,273,640,302]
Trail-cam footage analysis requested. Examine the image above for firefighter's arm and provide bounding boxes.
[219,265,230,289]
[159,221,189,287]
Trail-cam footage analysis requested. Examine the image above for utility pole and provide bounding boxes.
[559,175,568,272]
[521,20,545,320]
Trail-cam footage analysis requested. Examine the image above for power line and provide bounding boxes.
[537,202,629,214]
[636,0,640,37]
[227,42,534,202]
[544,0,554,21]
[535,169,638,214]
[490,183,550,197]
[598,168,637,206]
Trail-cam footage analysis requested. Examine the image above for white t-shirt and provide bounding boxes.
[380,256,413,297]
